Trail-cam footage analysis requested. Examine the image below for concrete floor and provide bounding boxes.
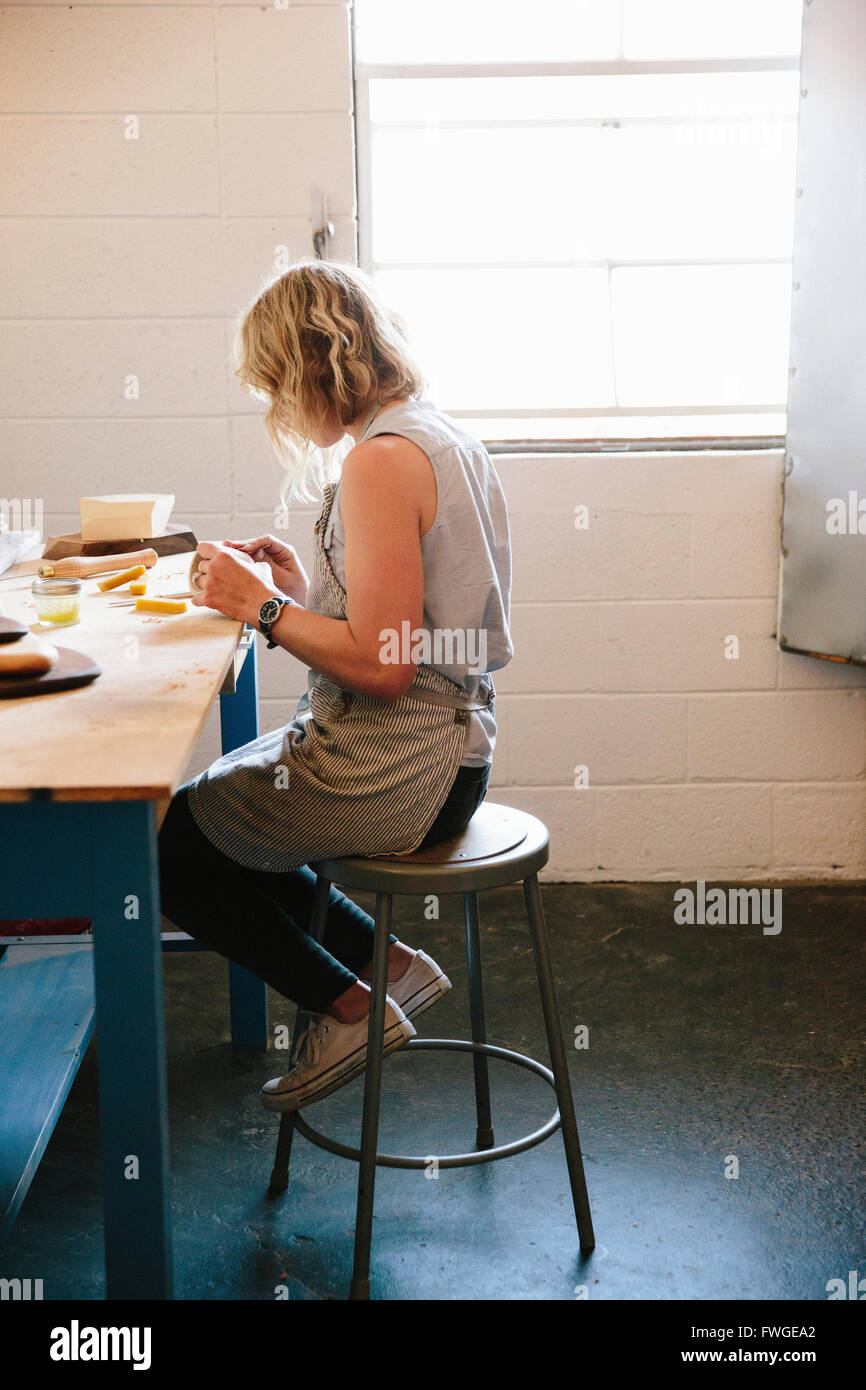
[4,882,864,1301]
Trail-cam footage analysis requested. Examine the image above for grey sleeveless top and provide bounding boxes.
[323,394,513,764]
[186,419,508,871]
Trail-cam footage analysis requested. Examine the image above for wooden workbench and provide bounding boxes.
[0,555,242,807]
[0,552,266,1300]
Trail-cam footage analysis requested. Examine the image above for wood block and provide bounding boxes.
[79,493,174,543]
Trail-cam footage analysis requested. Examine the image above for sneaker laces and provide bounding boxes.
[291,1015,332,1070]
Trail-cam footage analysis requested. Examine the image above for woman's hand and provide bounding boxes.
[223,533,309,605]
[190,541,275,624]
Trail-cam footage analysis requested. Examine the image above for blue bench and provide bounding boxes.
[0,941,96,1241]
[0,928,264,1245]
[0,929,262,1243]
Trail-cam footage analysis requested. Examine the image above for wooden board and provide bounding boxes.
[0,554,243,802]
[42,525,198,562]
[0,646,102,699]
[0,617,27,644]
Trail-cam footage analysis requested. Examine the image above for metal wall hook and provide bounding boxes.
[313,191,335,259]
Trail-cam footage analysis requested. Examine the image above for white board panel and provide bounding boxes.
[780,0,866,665]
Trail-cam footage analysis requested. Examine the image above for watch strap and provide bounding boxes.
[259,595,294,648]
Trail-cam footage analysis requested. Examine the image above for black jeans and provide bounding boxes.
[158,761,490,1013]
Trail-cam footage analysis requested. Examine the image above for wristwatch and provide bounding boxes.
[257,595,294,648]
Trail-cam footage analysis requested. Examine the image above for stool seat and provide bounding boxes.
[309,802,549,895]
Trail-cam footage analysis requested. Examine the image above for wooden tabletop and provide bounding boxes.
[0,555,243,803]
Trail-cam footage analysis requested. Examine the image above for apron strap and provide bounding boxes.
[337,681,492,716]
[402,683,494,713]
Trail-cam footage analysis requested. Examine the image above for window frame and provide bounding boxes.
[352,33,800,453]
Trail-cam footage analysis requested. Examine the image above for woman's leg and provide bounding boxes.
[262,861,388,977]
[259,860,414,999]
[240,763,491,983]
[158,786,362,1014]
[158,762,490,1007]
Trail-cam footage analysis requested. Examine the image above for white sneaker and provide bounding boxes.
[260,997,415,1113]
[386,949,452,1023]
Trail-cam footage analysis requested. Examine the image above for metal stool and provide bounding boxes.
[268,802,595,1299]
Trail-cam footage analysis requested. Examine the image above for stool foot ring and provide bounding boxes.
[292,1039,564,1169]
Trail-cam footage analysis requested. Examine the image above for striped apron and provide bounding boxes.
[187,476,493,873]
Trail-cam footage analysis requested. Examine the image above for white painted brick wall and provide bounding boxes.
[2,3,863,883]
[494,452,866,879]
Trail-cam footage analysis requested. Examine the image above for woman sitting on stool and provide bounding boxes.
[158,260,513,1112]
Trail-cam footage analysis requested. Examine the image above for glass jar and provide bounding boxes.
[31,576,83,628]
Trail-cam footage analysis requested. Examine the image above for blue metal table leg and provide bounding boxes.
[89,801,174,1299]
[0,801,174,1298]
[219,629,260,754]
[219,632,268,1053]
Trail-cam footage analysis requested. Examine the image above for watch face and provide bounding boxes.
[259,598,281,626]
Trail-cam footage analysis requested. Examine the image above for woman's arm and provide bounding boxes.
[191,436,428,700]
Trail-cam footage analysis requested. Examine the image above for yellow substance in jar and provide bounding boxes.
[35,597,82,626]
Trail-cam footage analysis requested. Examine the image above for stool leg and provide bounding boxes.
[349,890,392,1300]
[523,873,595,1251]
[463,892,495,1149]
[269,875,332,1193]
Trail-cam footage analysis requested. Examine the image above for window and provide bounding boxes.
[353,0,803,447]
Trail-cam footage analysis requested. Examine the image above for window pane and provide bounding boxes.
[612,265,792,406]
[602,120,798,260]
[622,0,803,59]
[369,119,796,266]
[370,126,607,263]
[376,268,615,411]
[355,0,619,64]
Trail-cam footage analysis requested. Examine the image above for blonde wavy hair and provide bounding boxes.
[234,259,424,502]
